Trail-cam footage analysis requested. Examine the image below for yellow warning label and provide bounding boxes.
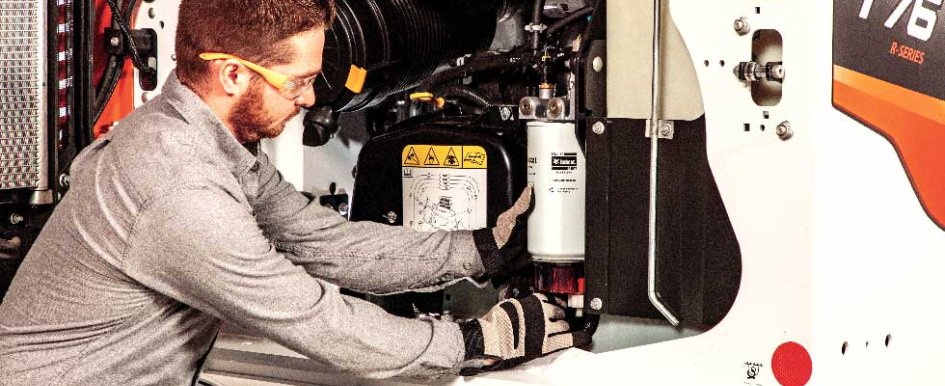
[402,145,487,169]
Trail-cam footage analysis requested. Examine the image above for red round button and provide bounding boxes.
[771,341,812,386]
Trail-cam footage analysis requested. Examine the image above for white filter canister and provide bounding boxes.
[526,121,585,263]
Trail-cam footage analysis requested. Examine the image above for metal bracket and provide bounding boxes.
[644,119,674,139]
[104,28,159,91]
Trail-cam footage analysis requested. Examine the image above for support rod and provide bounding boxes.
[647,0,680,327]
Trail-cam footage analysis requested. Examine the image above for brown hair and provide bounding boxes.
[175,0,335,92]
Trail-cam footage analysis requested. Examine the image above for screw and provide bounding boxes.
[59,174,70,188]
[590,298,603,310]
[733,17,750,35]
[592,121,606,135]
[499,106,512,121]
[109,36,121,47]
[768,63,786,81]
[338,202,349,217]
[8,213,23,225]
[776,121,793,140]
[548,99,562,118]
[519,99,534,116]
[592,56,604,72]
[659,122,672,137]
[385,211,398,224]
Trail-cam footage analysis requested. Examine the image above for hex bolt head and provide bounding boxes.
[338,203,349,217]
[659,122,672,137]
[109,36,121,47]
[8,213,24,225]
[499,106,513,121]
[590,298,603,310]
[385,211,398,224]
[592,121,606,135]
[776,121,793,140]
[519,99,533,116]
[734,17,751,35]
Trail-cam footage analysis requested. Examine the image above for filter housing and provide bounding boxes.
[526,121,585,262]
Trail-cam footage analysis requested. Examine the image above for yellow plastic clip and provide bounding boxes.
[344,65,368,93]
[409,92,445,109]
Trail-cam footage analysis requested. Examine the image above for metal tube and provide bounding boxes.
[647,0,680,327]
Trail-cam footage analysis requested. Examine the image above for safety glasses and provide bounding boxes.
[199,52,315,100]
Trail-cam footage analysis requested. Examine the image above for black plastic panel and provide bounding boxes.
[585,116,741,328]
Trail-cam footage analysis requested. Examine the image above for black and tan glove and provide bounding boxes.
[472,186,533,282]
[457,293,591,375]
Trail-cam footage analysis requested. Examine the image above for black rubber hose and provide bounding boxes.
[545,6,594,36]
[92,0,138,126]
[529,0,545,50]
[434,85,493,109]
[105,0,153,76]
[431,50,541,85]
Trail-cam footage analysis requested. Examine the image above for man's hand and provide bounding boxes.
[473,187,532,282]
[457,293,591,375]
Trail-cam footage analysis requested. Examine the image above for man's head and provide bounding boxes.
[175,0,335,143]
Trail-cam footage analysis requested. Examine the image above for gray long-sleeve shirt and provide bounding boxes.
[0,74,486,385]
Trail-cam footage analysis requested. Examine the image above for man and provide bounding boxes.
[0,0,589,384]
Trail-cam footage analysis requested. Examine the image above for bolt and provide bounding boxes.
[592,121,606,135]
[592,56,604,72]
[385,211,398,224]
[659,122,672,137]
[768,63,785,81]
[519,99,533,116]
[141,92,152,103]
[338,202,349,217]
[590,298,603,310]
[776,121,793,140]
[8,213,23,225]
[733,17,751,35]
[548,99,562,118]
[59,173,70,188]
[499,106,513,121]
[171,54,177,61]
[109,36,121,47]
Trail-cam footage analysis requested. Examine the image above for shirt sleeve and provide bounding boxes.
[250,152,488,294]
[121,184,466,379]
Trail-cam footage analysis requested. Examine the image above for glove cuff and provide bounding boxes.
[472,228,501,276]
[458,319,486,361]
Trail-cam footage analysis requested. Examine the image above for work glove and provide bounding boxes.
[472,186,532,282]
[457,293,592,375]
[0,236,21,260]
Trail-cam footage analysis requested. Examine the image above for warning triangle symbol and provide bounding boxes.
[424,148,440,166]
[404,147,420,165]
[444,147,460,167]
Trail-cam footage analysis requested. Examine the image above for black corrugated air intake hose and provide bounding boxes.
[303,0,509,145]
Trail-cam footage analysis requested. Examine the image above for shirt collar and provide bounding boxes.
[162,72,259,175]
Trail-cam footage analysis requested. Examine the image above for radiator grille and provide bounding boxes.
[0,0,44,190]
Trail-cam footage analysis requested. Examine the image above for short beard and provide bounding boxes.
[227,81,284,143]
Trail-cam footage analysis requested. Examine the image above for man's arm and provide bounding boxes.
[121,185,466,379]
[250,152,498,294]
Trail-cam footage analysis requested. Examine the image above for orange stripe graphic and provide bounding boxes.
[833,65,945,230]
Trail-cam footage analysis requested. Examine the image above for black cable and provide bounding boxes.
[434,85,493,109]
[431,50,541,85]
[91,0,138,125]
[545,6,594,36]
[529,0,545,51]
[105,0,153,76]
